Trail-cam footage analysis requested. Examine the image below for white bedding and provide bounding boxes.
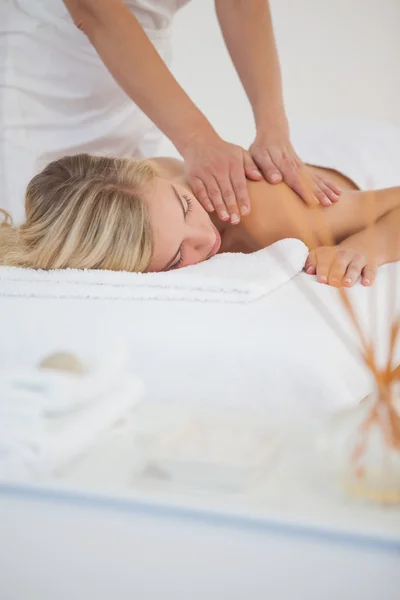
[0,261,399,420]
[0,120,399,418]
[292,118,400,190]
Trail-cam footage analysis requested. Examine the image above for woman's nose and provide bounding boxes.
[190,227,214,254]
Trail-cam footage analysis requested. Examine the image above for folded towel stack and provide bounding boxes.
[0,349,145,481]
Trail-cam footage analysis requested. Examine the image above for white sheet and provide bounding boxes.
[0,261,399,420]
[291,118,400,190]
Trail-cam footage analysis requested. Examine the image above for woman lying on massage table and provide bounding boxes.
[0,150,399,287]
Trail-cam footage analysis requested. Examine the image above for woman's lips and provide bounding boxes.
[207,225,222,259]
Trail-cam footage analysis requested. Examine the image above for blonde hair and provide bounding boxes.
[0,154,156,272]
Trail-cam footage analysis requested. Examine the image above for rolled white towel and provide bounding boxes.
[0,239,309,304]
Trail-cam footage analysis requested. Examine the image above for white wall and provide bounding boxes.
[159,0,400,155]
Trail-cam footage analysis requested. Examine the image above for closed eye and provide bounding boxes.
[183,194,193,217]
[166,190,194,270]
[170,247,186,270]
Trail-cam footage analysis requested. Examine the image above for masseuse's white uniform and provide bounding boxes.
[0,0,190,223]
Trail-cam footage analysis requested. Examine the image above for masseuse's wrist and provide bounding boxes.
[254,110,290,143]
[174,117,220,157]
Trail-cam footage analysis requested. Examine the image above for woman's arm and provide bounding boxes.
[62,0,261,222]
[339,204,400,268]
[215,0,286,139]
[306,204,400,287]
[215,0,340,206]
[239,176,400,254]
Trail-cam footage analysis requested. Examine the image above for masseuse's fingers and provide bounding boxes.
[243,150,262,183]
[191,174,239,223]
[191,177,215,213]
[183,136,252,222]
[212,174,241,224]
[296,172,338,208]
[257,150,283,185]
[249,135,342,207]
[249,140,284,184]
[270,151,323,207]
[311,177,340,207]
[204,177,231,222]
[231,152,260,217]
[298,169,332,207]
[289,162,341,207]
[316,176,341,203]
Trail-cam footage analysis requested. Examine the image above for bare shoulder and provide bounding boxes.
[150,157,185,183]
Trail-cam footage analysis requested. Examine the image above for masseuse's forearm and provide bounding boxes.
[62,0,217,153]
[215,0,287,133]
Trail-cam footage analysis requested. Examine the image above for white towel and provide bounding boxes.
[0,239,308,304]
[0,352,146,482]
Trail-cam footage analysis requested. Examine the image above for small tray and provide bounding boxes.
[136,406,284,491]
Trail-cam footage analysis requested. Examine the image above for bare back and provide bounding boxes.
[152,157,399,255]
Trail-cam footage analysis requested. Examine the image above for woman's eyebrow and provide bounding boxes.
[161,186,186,271]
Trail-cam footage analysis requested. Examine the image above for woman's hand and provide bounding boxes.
[304,246,377,287]
[249,133,341,207]
[181,134,262,224]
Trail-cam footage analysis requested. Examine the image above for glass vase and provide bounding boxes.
[318,384,400,503]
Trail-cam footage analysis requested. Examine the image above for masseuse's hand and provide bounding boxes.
[249,132,341,207]
[182,134,263,224]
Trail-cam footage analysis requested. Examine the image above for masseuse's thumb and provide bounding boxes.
[243,150,262,181]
